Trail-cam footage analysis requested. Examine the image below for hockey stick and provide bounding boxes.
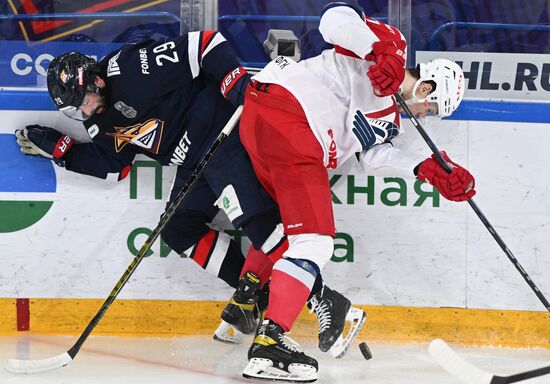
[429,339,550,384]
[395,93,550,313]
[4,105,243,374]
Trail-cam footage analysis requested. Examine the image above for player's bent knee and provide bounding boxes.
[159,211,212,254]
[160,223,203,254]
[284,234,334,270]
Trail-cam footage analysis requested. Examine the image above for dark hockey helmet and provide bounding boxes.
[47,52,99,110]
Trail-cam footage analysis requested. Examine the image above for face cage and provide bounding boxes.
[425,82,454,118]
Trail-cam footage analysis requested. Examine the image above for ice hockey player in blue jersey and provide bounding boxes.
[16,31,276,289]
[15,30,366,364]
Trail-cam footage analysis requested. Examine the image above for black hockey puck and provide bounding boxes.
[359,342,372,360]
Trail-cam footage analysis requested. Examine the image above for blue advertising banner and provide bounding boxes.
[0,40,122,88]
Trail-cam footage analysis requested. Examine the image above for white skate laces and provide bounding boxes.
[280,333,300,353]
[308,295,332,334]
[308,287,368,359]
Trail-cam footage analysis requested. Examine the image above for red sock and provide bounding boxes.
[241,246,273,286]
[266,238,288,265]
[265,259,314,332]
[240,238,289,286]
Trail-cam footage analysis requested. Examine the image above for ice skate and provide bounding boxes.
[214,272,267,343]
[242,319,318,383]
[213,319,248,344]
[307,285,366,358]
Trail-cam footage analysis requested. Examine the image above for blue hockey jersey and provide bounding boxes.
[65,31,247,179]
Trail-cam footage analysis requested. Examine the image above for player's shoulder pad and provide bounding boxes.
[321,1,366,19]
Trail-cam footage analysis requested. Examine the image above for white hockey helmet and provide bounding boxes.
[412,59,465,117]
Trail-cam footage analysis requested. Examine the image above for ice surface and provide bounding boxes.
[0,335,548,384]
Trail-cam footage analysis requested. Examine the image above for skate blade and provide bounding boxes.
[242,358,318,383]
[213,320,246,344]
[329,307,367,359]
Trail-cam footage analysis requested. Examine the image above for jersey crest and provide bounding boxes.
[108,119,164,153]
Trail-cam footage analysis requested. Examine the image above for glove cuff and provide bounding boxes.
[52,135,74,159]
[413,162,421,177]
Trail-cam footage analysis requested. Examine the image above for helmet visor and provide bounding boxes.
[59,91,102,121]
[59,105,92,121]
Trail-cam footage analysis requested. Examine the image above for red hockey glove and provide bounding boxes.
[416,151,476,202]
[15,125,74,161]
[365,40,406,97]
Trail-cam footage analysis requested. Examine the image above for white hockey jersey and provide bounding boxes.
[252,3,424,178]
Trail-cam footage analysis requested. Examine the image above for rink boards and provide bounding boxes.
[1,107,549,345]
[0,299,548,348]
[1,47,550,345]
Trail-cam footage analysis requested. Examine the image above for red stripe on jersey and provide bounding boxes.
[118,165,132,181]
[334,45,361,59]
[191,229,217,268]
[200,30,216,58]
[365,99,400,126]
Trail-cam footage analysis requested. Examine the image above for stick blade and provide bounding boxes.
[4,352,72,374]
[429,339,494,384]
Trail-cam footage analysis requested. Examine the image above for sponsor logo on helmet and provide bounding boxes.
[457,73,464,98]
[108,119,164,153]
[60,69,69,84]
[77,67,84,86]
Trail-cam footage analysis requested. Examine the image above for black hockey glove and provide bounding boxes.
[15,125,74,166]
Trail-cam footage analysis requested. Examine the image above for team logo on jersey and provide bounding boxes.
[107,51,121,77]
[352,110,399,151]
[107,119,164,153]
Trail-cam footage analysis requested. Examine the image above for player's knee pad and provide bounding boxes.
[271,257,318,292]
[285,258,320,278]
[284,233,334,271]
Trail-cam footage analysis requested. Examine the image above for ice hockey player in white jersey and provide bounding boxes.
[238,2,474,383]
